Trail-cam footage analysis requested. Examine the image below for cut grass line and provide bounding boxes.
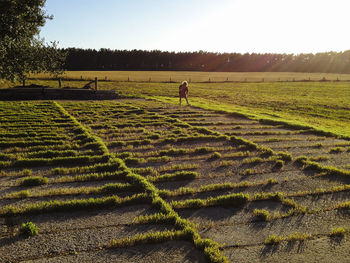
[107,230,186,248]
[0,194,151,216]
[4,183,134,199]
[171,193,249,209]
[159,180,278,198]
[147,171,199,183]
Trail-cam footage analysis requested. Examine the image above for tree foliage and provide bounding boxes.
[0,0,65,82]
[63,48,350,74]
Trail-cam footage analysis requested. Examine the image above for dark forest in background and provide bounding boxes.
[63,48,350,73]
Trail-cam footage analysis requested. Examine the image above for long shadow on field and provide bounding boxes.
[0,234,26,248]
[0,204,157,233]
[104,240,206,262]
[329,235,344,247]
[260,243,279,256]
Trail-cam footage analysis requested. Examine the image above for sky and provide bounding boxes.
[40,0,350,54]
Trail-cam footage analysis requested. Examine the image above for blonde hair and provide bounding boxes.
[181,80,188,86]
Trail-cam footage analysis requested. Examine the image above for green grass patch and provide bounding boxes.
[171,193,249,209]
[20,176,48,186]
[253,209,271,221]
[265,234,283,245]
[1,194,150,216]
[19,222,39,237]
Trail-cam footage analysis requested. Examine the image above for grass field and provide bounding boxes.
[1,99,349,262]
[111,81,350,138]
[6,73,350,138]
[30,70,350,83]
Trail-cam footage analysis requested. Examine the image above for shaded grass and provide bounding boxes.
[20,176,48,186]
[0,194,150,216]
[171,193,249,209]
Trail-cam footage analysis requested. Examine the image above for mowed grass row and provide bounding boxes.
[0,102,109,169]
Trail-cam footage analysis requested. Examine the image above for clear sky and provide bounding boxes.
[40,0,350,54]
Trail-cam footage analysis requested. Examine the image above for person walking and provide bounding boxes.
[179,80,190,106]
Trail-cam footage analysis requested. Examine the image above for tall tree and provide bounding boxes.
[0,0,65,82]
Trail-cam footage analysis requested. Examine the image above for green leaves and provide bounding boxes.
[0,0,65,81]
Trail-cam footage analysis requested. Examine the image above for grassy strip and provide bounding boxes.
[170,191,308,218]
[108,230,186,248]
[0,140,65,148]
[8,144,80,154]
[132,163,200,177]
[0,155,110,169]
[19,176,48,186]
[22,150,78,159]
[0,194,150,216]
[53,101,109,155]
[265,232,312,245]
[297,158,350,177]
[53,170,129,184]
[51,158,123,175]
[171,193,249,209]
[330,227,348,237]
[6,182,134,199]
[132,212,176,225]
[159,179,278,198]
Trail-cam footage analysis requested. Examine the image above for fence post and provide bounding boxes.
[95,77,98,90]
[128,76,130,82]
[149,77,151,82]
[23,79,26,87]
[58,78,62,88]
[189,78,191,83]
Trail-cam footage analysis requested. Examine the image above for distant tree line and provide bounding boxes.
[63,48,350,73]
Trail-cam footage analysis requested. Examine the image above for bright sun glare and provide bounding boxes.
[166,0,350,54]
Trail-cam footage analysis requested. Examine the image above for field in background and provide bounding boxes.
[112,81,350,138]
[4,78,350,138]
[2,71,350,138]
[31,71,350,83]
